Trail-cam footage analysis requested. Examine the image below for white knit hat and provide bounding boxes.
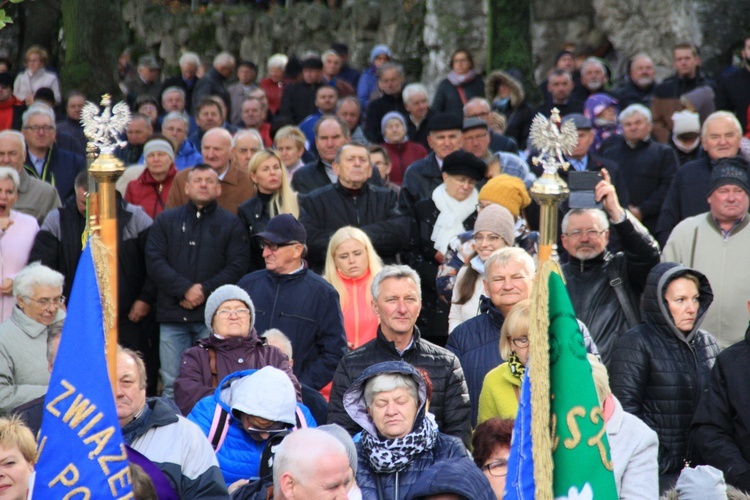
[671,110,700,136]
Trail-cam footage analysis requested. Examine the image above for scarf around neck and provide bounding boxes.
[431,183,477,254]
[360,413,438,473]
[447,70,477,87]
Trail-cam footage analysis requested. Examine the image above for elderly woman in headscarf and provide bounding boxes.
[344,361,468,499]
[584,92,621,153]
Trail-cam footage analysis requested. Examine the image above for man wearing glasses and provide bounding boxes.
[237,214,347,393]
[561,168,660,367]
[20,103,85,200]
[0,262,65,413]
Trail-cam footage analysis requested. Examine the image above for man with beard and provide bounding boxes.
[561,170,660,366]
[572,58,611,101]
[715,35,750,132]
[615,54,658,109]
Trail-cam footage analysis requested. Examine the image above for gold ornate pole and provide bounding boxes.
[82,95,131,389]
[526,108,578,498]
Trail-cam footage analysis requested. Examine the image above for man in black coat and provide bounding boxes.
[535,69,584,118]
[145,164,249,399]
[560,174,660,366]
[279,56,324,124]
[599,104,678,235]
[299,142,407,271]
[398,113,464,214]
[291,116,381,195]
[363,63,408,144]
[327,265,472,447]
[715,35,750,131]
[691,320,750,493]
[191,52,235,115]
[614,54,657,109]
[655,111,742,246]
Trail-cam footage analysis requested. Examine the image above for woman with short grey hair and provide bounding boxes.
[344,361,470,499]
[0,166,40,321]
[0,262,65,413]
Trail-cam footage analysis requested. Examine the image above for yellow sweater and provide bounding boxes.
[477,362,521,425]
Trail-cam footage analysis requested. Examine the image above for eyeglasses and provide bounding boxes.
[482,459,509,477]
[259,240,297,252]
[563,229,605,240]
[24,295,65,307]
[215,308,250,319]
[23,125,55,133]
[245,420,292,435]
[511,336,529,348]
[473,234,502,244]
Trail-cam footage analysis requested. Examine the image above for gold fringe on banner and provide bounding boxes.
[530,258,563,499]
[89,234,116,335]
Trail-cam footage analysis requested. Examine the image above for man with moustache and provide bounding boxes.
[615,54,658,109]
[561,171,660,366]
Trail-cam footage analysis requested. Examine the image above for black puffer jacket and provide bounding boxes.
[327,327,472,447]
[299,182,408,271]
[610,262,719,475]
[691,324,750,491]
[562,214,660,366]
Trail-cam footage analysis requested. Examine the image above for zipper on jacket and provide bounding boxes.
[269,280,281,326]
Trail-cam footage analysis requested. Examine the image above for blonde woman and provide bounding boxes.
[0,416,36,500]
[238,150,299,271]
[323,226,383,350]
[13,45,61,104]
[477,299,530,424]
[273,125,307,178]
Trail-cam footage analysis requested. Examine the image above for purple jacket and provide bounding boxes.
[173,329,300,416]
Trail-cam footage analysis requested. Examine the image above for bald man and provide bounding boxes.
[166,127,255,214]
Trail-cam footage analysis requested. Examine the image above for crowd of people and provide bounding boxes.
[1,34,750,499]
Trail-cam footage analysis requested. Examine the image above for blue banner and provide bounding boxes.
[33,244,133,498]
[504,368,536,500]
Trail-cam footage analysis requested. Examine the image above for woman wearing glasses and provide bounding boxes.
[173,285,300,416]
[477,299,530,424]
[448,204,515,332]
[472,417,515,499]
[0,262,65,414]
[188,366,316,489]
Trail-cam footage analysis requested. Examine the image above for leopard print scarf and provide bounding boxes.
[508,351,526,380]
[360,413,438,473]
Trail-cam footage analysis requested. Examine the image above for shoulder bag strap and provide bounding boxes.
[607,262,640,329]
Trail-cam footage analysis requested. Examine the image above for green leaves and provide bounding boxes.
[0,9,13,30]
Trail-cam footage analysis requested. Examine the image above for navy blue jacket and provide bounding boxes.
[145,200,249,323]
[237,266,347,391]
[399,152,441,214]
[406,456,495,500]
[445,297,505,425]
[23,145,86,200]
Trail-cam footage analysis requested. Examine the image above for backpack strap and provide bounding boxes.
[207,405,231,453]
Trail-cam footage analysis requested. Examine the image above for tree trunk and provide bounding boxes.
[60,0,123,99]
